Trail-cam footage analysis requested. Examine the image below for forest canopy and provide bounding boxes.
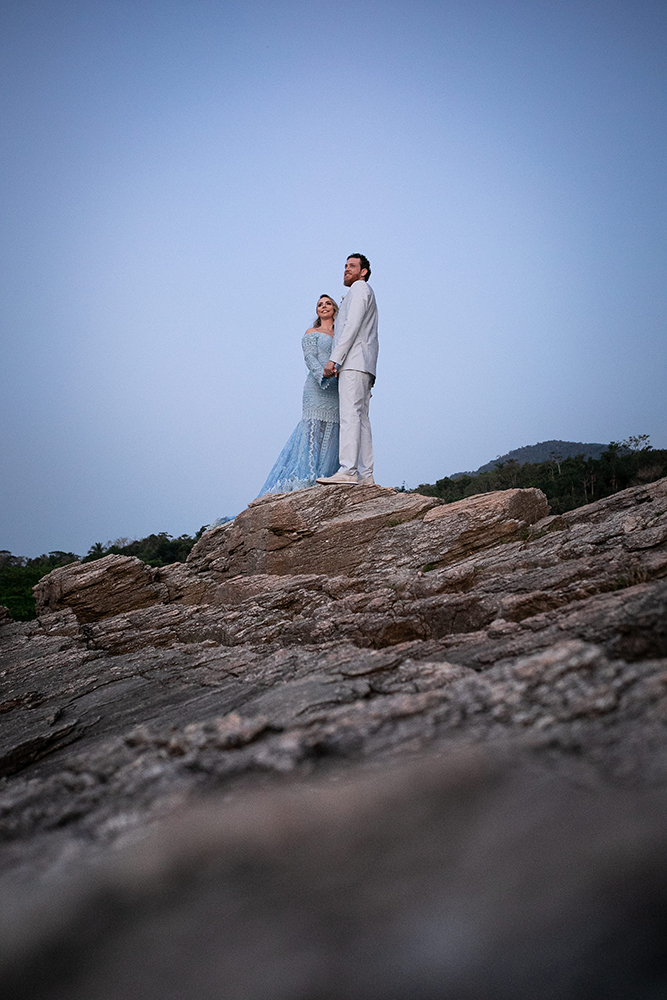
[0,529,208,622]
[413,437,666,512]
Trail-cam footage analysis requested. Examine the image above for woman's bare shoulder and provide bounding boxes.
[304,327,318,335]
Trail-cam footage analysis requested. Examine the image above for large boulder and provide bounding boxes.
[360,486,549,575]
[33,554,168,622]
[28,481,667,647]
[186,484,442,579]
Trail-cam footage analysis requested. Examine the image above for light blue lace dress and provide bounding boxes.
[259,331,339,495]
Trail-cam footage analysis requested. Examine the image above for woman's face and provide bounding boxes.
[317,298,335,322]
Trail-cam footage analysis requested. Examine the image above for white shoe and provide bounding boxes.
[316,472,360,485]
[358,476,375,486]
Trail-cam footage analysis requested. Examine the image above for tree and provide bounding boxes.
[621,434,652,453]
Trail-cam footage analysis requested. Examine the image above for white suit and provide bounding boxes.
[330,279,379,479]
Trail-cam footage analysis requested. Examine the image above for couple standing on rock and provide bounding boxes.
[259,253,379,496]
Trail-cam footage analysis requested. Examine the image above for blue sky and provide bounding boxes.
[1,0,665,557]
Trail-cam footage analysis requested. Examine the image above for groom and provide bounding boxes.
[317,253,378,486]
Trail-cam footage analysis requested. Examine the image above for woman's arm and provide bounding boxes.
[302,332,327,381]
[302,332,336,388]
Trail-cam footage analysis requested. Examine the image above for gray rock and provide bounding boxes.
[34,554,168,622]
[3,745,667,1000]
[1,479,667,998]
[186,483,441,579]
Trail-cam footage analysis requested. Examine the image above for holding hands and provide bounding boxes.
[323,361,338,379]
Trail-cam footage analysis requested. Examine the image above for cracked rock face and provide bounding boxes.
[3,479,667,999]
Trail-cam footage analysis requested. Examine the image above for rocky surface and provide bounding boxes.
[3,478,667,998]
[33,554,170,622]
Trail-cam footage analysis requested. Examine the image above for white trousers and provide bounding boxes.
[337,369,374,479]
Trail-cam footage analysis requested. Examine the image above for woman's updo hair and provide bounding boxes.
[313,294,339,328]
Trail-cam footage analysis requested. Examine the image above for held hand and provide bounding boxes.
[323,361,337,379]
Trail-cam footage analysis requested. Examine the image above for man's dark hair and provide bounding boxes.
[347,253,371,280]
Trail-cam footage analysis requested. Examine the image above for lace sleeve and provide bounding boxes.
[302,333,335,388]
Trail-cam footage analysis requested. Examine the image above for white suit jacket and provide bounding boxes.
[330,279,379,378]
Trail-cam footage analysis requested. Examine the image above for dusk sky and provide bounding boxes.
[2,0,665,558]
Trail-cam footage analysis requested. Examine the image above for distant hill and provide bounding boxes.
[456,440,608,478]
[414,438,666,514]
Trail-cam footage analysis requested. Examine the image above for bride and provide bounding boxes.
[259,294,340,495]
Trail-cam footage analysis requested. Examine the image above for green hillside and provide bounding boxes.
[0,528,208,623]
[415,437,666,513]
[470,439,607,476]
[0,551,79,621]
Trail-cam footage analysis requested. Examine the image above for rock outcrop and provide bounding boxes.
[33,553,169,622]
[2,478,667,999]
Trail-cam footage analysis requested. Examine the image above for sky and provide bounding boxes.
[1,0,665,558]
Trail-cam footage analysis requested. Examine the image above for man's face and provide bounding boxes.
[343,257,367,286]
